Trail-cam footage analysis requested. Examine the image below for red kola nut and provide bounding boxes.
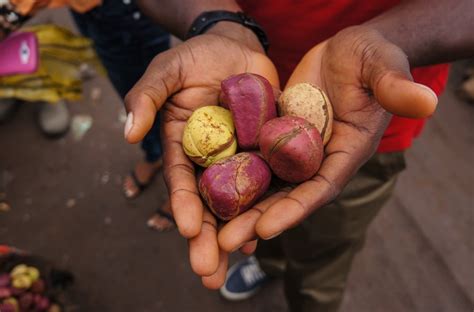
[259,116,324,183]
[199,152,271,221]
[31,279,46,294]
[221,73,277,149]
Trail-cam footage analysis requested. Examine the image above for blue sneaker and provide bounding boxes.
[220,256,269,301]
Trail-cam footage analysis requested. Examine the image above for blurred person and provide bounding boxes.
[69,1,175,231]
[69,1,167,202]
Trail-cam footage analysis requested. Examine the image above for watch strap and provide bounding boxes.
[186,10,269,52]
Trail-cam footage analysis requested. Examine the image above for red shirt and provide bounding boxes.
[238,0,450,153]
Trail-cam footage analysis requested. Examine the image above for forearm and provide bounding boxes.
[365,0,474,67]
[136,0,263,52]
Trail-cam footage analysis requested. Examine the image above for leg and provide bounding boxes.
[70,1,170,197]
[258,152,406,312]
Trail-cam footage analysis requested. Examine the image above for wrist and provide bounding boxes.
[206,21,265,53]
[363,0,474,67]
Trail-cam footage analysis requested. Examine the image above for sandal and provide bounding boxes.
[122,159,162,199]
[147,209,176,232]
[130,170,152,193]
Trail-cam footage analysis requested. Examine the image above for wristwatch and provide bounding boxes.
[186,10,270,53]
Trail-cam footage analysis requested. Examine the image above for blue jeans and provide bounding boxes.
[71,0,169,162]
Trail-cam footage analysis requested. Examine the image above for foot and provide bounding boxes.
[220,256,270,301]
[146,200,176,232]
[457,75,474,104]
[123,159,162,199]
[37,100,70,138]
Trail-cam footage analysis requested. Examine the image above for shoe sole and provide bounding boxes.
[219,283,261,301]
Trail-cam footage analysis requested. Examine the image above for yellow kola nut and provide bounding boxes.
[10,264,28,278]
[26,266,40,282]
[12,275,33,289]
[182,106,237,167]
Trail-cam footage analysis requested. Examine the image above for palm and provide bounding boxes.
[124,34,278,280]
[218,28,434,253]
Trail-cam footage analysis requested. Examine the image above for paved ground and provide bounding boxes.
[0,8,473,312]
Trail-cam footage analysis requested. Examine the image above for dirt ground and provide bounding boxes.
[1,8,473,312]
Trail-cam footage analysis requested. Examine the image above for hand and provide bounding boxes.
[124,33,278,287]
[217,26,438,267]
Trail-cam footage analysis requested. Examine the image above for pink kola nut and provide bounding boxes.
[260,116,324,183]
[199,152,272,221]
[0,274,10,287]
[34,295,50,310]
[221,73,277,149]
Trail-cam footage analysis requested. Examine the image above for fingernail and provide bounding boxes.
[263,231,282,240]
[124,112,134,139]
[415,83,438,102]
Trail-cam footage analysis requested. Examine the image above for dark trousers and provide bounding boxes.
[71,0,169,162]
[257,152,406,312]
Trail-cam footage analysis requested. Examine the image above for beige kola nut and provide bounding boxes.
[182,106,237,167]
[278,83,333,145]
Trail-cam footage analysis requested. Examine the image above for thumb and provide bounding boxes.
[362,36,438,118]
[124,52,183,143]
[374,72,438,118]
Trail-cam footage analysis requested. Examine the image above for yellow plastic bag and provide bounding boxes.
[0,24,105,103]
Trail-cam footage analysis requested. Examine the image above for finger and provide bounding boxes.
[288,37,438,119]
[374,72,438,118]
[256,149,359,239]
[162,119,203,238]
[217,192,287,252]
[188,209,219,276]
[202,249,229,290]
[285,42,326,89]
[247,52,281,87]
[124,51,183,143]
[240,240,258,255]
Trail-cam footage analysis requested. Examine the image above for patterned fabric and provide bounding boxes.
[11,0,101,14]
[0,1,28,37]
[1,0,101,37]
[0,24,105,103]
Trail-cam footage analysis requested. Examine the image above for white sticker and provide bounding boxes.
[19,41,30,64]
